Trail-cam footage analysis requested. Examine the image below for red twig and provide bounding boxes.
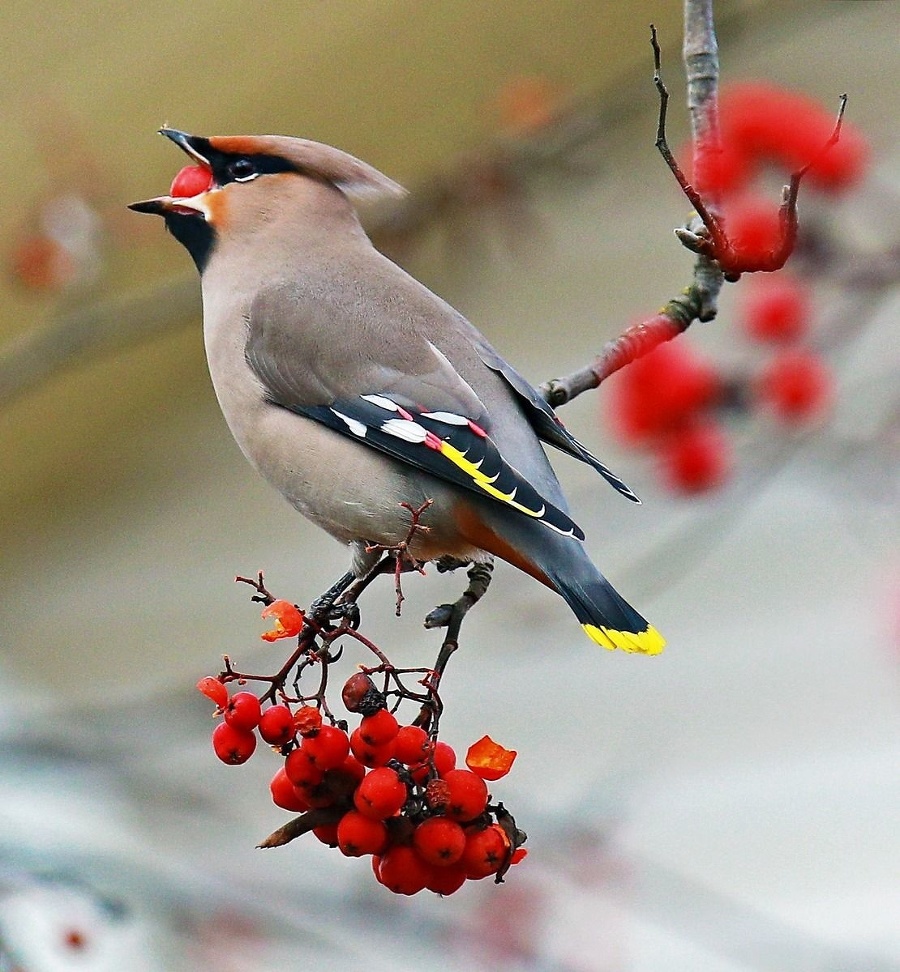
[364,499,433,615]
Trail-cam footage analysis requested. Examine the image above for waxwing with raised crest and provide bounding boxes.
[130,128,664,654]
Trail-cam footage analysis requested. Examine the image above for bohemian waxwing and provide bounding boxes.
[130,128,664,654]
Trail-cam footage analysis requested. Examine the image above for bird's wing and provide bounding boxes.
[472,338,641,504]
[244,283,584,539]
[295,395,583,539]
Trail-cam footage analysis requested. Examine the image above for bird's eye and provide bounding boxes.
[228,158,258,182]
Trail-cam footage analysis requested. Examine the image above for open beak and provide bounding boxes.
[129,128,214,216]
[158,127,211,164]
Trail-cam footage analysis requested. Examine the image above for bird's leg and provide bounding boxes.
[308,570,357,621]
[327,554,400,627]
[435,555,474,574]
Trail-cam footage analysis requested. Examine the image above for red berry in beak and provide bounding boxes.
[169,164,213,198]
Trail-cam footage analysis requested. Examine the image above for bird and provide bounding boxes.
[130,128,664,654]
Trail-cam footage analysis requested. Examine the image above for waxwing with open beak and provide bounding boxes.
[130,128,664,654]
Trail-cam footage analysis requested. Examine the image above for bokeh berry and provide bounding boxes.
[757,349,833,424]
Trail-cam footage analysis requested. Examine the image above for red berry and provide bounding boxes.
[312,822,340,846]
[301,725,350,771]
[354,767,407,820]
[269,767,311,812]
[721,195,782,272]
[757,349,833,424]
[283,748,325,790]
[258,704,295,746]
[337,810,389,857]
[169,164,213,198]
[350,727,395,767]
[425,862,468,895]
[393,725,433,765]
[659,419,731,494]
[413,817,466,867]
[606,341,720,446]
[337,754,367,787]
[378,846,430,896]
[740,275,811,344]
[212,722,257,765]
[223,692,261,732]
[409,740,456,783]
[196,676,228,708]
[358,709,399,747]
[442,770,489,822]
[461,824,510,879]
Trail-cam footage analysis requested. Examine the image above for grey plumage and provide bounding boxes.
[129,129,664,654]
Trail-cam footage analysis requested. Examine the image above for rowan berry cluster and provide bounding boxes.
[605,307,833,495]
[688,82,867,276]
[602,80,863,496]
[198,617,526,896]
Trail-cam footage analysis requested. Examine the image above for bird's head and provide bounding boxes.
[129,128,406,271]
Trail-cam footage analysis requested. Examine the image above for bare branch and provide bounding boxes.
[539,5,725,406]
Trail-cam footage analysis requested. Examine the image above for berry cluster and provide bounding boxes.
[689,82,867,275]
[739,273,833,427]
[605,316,834,496]
[198,670,525,896]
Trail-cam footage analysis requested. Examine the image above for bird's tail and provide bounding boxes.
[543,548,665,655]
[456,499,664,654]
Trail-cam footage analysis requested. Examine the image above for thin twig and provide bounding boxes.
[540,8,725,406]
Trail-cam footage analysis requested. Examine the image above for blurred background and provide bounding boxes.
[0,1,897,969]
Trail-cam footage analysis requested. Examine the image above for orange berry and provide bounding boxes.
[461,824,510,879]
[378,846,429,895]
[413,817,466,867]
[354,767,407,820]
[442,769,489,822]
[337,811,389,857]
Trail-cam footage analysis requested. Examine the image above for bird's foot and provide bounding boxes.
[309,570,358,624]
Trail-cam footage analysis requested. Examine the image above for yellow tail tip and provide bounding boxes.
[582,623,666,655]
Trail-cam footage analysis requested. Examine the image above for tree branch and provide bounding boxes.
[540,3,724,406]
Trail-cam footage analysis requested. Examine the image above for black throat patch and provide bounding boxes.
[164,211,216,273]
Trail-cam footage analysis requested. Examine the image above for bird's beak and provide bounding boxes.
[158,127,212,165]
[129,128,214,217]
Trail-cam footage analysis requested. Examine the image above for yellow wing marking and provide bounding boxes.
[438,440,546,520]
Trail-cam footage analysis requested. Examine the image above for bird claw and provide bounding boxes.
[309,594,360,628]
